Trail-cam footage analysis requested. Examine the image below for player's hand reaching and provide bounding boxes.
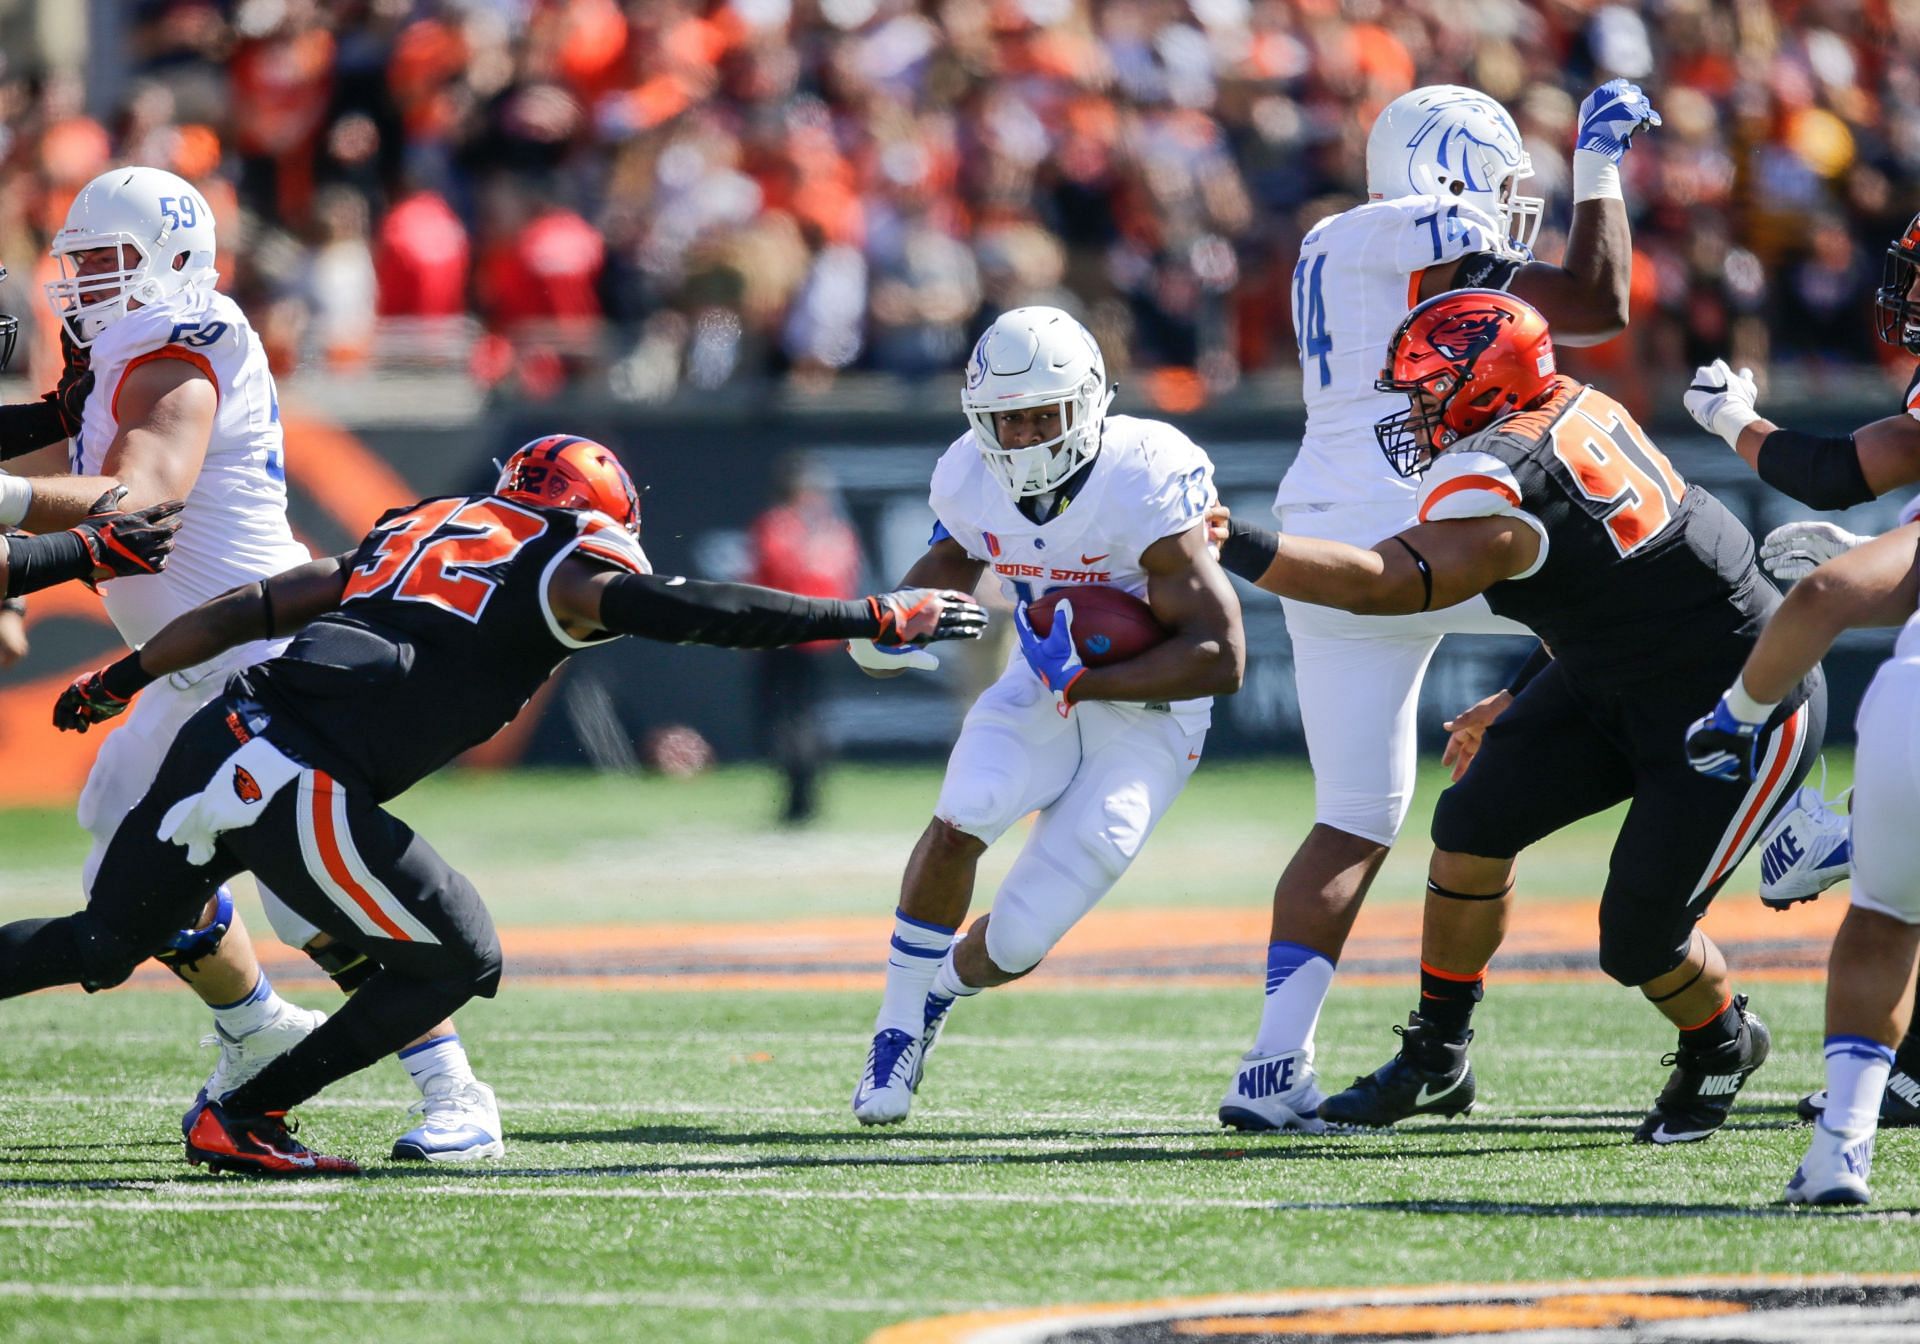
[53,664,136,732]
[1441,689,1513,782]
[1759,520,1872,582]
[1685,695,1768,782]
[869,588,987,647]
[1014,599,1085,717]
[1576,79,1661,160]
[1205,503,1232,547]
[46,328,93,436]
[1684,359,1761,447]
[71,486,185,583]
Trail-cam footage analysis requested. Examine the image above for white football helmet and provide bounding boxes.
[1366,85,1543,250]
[45,166,219,345]
[962,306,1114,500]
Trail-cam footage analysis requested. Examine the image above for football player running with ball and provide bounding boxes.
[847,306,1243,1125]
[1213,290,1823,1144]
[1684,209,1920,1135]
[11,435,984,1175]
[1220,80,1660,1132]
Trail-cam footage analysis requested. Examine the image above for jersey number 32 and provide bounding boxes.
[343,498,549,622]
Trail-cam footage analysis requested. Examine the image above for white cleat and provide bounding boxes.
[1785,1121,1874,1206]
[199,1002,328,1104]
[852,1028,925,1126]
[1757,785,1851,910]
[1218,1048,1326,1134]
[392,1077,505,1162]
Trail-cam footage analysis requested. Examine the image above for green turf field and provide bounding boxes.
[1,759,1911,1344]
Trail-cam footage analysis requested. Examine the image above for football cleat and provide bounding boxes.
[1756,785,1851,910]
[852,1028,925,1126]
[1785,1122,1874,1206]
[392,1077,505,1162]
[199,1001,328,1105]
[1635,996,1769,1144]
[1218,1048,1326,1134]
[1316,1015,1476,1129]
[1796,1065,1920,1128]
[184,1098,358,1177]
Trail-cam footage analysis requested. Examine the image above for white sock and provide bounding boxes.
[398,1033,476,1093]
[209,972,286,1039]
[1824,1034,1895,1135]
[930,948,984,1005]
[875,911,955,1035]
[1250,941,1335,1058]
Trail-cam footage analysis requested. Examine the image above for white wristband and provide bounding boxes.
[1711,401,1763,451]
[1725,675,1779,726]
[1572,148,1622,204]
[0,472,32,528]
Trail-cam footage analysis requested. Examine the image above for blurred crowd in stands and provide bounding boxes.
[1,0,1916,405]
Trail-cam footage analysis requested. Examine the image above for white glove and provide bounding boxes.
[846,638,939,674]
[1758,520,1872,582]
[1684,359,1762,448]
[157,736,302,865]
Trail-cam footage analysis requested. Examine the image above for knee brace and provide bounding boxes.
[71,912,147,993]
[153,887,232,976]
[306,938,379,994]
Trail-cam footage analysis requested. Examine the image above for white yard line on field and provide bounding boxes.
[0,1281,997,1314]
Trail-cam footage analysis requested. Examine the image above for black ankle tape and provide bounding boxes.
[1426,877,1512,902]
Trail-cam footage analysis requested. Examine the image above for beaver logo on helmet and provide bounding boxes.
[1427,307,1512,362]
[496,434,643,535]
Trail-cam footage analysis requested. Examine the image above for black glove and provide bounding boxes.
[868,588,989,647]
[72,487,186,581]
[48,328,94,436]
[53,653,152,732]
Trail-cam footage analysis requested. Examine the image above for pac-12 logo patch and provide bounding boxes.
[232,765,263,804]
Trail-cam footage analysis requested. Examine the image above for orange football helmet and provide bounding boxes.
[1374,289,1557,477]
[1874,210,1920,354]
[496,435,642,534]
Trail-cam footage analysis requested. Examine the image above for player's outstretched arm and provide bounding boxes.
[1045,523,1243,708]
[0,331,92,462]
[0,487,182,601]
[1498,80,1659,345]
[52,555,350,733]
[1688,523,1920,779]
[549,555,986,650]
[1213,510,1538,614]
[1685,358,1920,508]
[21,358,214,532]
[848,536,987,677]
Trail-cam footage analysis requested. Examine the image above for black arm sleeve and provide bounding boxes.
[0,399,73,460]
[1755,429,1876,510]
[1217,518,1281,584]
[1505,642,1552,695]
[2,529,92,598]
[596,573,880,648]
[1453,251,1524,292]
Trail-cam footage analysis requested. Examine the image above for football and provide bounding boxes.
[1028,585,1169,667]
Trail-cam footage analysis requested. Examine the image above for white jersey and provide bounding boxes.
[1275,194,1519,512]
[68,287,310,646]
[930,414,1217,729]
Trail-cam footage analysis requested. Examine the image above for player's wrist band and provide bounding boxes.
[0,472,30,528]
[1571,148,1622,203]
[1217,519,1280,583]
[0,596,24,617]
[99,650,156,700]
[1755,429,1874,510]
[1725,676,1778,725]
[0,398,71,460]
[1505,643,1552,696]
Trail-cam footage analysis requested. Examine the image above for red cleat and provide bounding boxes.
[184,1099,359,1177]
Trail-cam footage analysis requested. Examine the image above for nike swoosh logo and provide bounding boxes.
[1080,554,1108,565]
[1414,1073,1466,1107]
[1188,750,1201,761]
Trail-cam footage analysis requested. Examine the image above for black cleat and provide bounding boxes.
[1634,995,1769,1144]
[1796,1066,1920,1128]
[1316,1013,1476,1129]
[184,1098,359,1177]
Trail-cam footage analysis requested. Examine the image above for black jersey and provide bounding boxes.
[1413,377,1779,684]
[235,494,646,801]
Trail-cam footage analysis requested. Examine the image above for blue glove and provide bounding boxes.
[1685,696,1765,782]
[1577,79,1661,160]
[1014,599,1085,717]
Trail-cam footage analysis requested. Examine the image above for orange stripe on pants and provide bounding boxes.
[309,771,411,941]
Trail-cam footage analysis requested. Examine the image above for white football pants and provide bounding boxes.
[1848,654,1920,924]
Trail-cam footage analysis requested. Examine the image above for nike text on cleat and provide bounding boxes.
[852,1028,925,1126]
[1784,1122,1874,1206]
[1756,785,1851,910]
[392,1078,504,1162]
[1316,1014,1476,1130]
[183,1099,358,1177]
[1797,1068,1920,1128]
[1218,1048,1326,1133]
[1634,995,1769,1144]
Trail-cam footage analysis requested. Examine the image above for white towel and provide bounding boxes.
[158,736,303,865]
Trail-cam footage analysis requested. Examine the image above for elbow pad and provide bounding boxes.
[597,573,875,648]
[1755,429,1875,510]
